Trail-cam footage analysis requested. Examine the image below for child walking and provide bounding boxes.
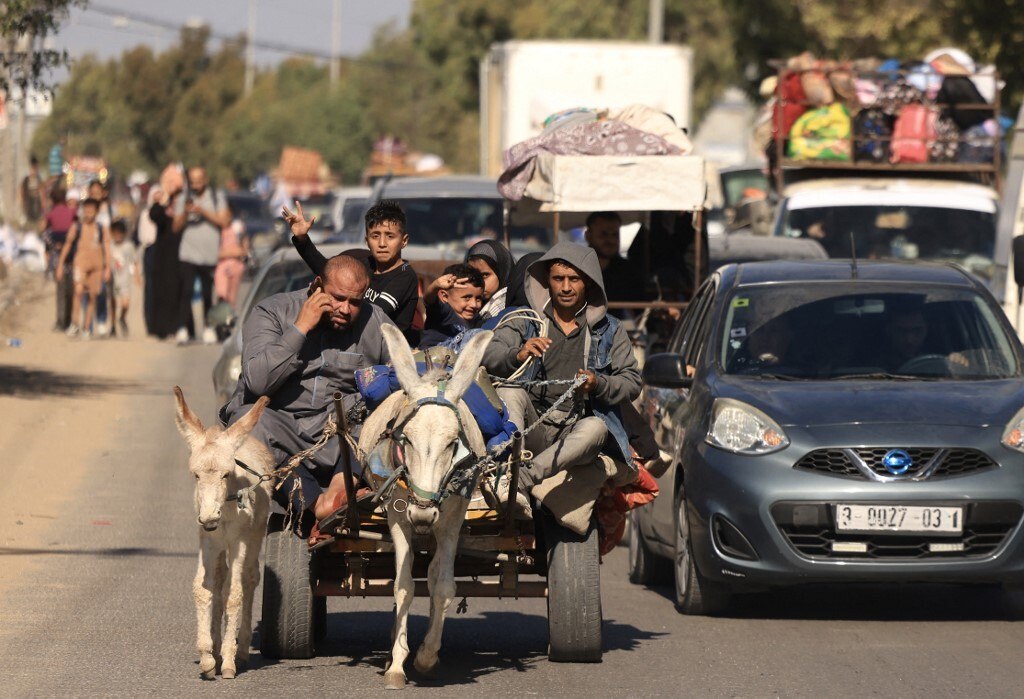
[109,220,140,336]
[57,198,110,339]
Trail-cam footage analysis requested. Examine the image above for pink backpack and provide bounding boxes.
[891,104,937,164]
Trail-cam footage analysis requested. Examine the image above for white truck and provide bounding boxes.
[479,40,694,178]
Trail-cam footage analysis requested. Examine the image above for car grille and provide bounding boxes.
[771,502,1022,560]
[794,448,997,480]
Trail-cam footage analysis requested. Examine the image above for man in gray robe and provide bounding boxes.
[221,253,393,519]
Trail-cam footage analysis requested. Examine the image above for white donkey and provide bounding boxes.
[174,387,273,680]
[363,325,492,690]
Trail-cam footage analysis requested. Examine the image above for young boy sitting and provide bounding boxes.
[286,199,419,342]
[419,263,484,348]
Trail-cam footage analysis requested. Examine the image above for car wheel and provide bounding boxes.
[674,492,730,616]
[627,510,671,585]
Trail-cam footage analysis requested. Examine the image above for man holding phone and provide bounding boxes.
[220,253,394,523]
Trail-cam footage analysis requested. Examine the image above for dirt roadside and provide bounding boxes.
[0,271,219,590]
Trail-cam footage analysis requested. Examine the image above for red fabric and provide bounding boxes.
[773,71,808,139]
[45,204,76,234]
[891,104,937,164]
[597,462,660,556]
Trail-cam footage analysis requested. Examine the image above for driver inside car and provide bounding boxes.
[881,306,969,373]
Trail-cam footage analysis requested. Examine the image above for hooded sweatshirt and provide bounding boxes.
[483,241,641,415]
[465,239,514,320]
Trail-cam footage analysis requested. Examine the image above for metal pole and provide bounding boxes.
[502,199,511,248]
[333,391,359,534]
[648,0,665,43]
[503,431,523,533]
[244,0,256,96]
[329,0,342,86]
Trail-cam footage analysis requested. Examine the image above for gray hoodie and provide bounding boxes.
[484,241,641,412]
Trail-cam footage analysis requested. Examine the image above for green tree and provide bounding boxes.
[0,0,82,94]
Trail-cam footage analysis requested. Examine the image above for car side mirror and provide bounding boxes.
[643,353,693,389]
[1013,236,1024,298]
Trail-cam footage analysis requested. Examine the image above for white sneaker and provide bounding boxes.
[94,321,109,337]
[80,330,92,341]
[202,327,218,345]
[174,327,189,345]
[495,470,532,520]
[65,324,80,337]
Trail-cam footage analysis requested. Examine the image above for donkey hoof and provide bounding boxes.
[199,656,217,680]
[221,665,236,680]
[413,655,438,678]
[383,672,407,690]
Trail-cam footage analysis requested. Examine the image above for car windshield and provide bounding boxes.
[720,283,1019,380]
[779,204,996,282]
[227,195,269,223]
[244,261,315,321]
[398,197,549,247]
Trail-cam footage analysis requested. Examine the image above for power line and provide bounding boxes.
[83,2,422,71]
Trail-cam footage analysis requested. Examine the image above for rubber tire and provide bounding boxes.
[545,516,603,662]
[674,492,730,616]
[261,525,316,659]
[627,510,671,585]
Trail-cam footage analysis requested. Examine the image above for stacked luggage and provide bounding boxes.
[760,49,1007,167]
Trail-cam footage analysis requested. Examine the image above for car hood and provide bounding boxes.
[714,377,1024,428]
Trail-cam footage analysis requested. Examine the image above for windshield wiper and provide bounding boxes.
[749,372,804,381]
[830,372,937,381]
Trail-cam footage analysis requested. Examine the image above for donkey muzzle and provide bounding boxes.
[198,515,221,531]
[407,505,439,532]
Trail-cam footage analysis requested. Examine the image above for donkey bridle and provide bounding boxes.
[389,384,476,508]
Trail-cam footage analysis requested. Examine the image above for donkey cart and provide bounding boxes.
[259,394,604,665]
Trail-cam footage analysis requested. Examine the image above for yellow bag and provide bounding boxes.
[788,104,852,161]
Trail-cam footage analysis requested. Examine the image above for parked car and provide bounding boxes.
[631,259,1024,615]
[227,191,282,269]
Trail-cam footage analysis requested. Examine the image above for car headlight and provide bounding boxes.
[706,398,789,455]
[1001,407,1024,452]
[228,355,242,384]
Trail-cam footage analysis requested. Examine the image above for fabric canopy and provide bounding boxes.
[522,153,708,212]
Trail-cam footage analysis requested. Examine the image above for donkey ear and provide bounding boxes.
[382,323,424,394]
[445,330,493,404]
[173,386,205,449]
[223,395,269,452]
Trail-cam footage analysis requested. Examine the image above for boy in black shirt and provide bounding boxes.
[285,199,419,341]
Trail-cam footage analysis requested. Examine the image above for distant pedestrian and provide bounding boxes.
[137,186,160,335]
[214,218,248,310]
[147,184,183,340]
[20,156,45,230]
[42,188,77,330]
[173,167,230,344]
[109,219,140,337]
[57,198,110,339]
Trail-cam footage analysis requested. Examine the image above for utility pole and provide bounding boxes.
[329,0,341,86]
[244,0,256,95]
[648,0,664,43]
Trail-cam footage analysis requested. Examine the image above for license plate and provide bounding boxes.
[835,504,963,534]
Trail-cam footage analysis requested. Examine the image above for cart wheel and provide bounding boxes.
[544,514,602,662]
[261,517,316,659]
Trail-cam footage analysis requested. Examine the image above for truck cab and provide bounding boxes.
[773,177,999,288]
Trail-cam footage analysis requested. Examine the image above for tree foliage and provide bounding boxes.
[0,0,82,95]
[32,0,1024,183]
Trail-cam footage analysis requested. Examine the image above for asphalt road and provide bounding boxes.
[3,281,1024,696]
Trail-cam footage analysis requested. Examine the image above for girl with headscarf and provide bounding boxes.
[464,239,513,321]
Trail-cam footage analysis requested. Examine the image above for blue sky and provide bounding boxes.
[49,0,412,68]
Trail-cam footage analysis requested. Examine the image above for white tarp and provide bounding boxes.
[522,153,707,212]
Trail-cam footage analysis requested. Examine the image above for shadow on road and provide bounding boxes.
[0,546,194,558]
[643,581,1022,622]
[0,365,149,398]
[251,609,665,685]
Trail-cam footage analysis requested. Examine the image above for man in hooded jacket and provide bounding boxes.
[483,241,641,514]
